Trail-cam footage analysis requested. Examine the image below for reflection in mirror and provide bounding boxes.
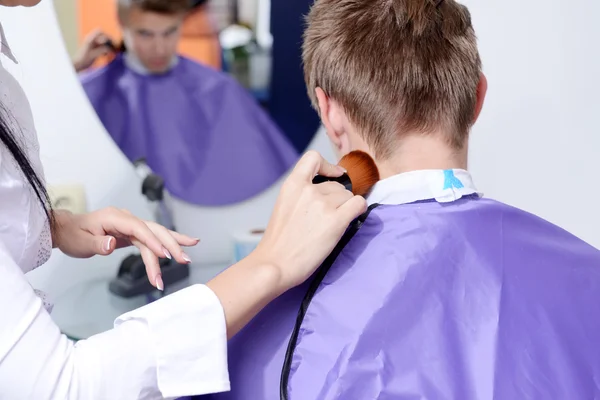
[54,0,321,206]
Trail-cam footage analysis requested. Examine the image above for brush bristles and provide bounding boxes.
[338,151,380,197]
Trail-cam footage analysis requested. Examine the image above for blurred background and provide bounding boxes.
[55,0,322,209]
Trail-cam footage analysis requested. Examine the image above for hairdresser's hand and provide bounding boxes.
[73,29,114,72]
[52,208,199,290]
[253,150,368,292]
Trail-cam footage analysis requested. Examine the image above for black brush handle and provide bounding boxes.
[312,173,352,193]
[103,40,115,51]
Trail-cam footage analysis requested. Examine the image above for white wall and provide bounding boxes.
[3,0,600,300]
[464,0,600,249]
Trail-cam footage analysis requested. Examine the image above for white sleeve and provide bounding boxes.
[0,247,230,399]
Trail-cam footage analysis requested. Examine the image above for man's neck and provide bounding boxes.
[375,135,468,180]
[124,52,179,76]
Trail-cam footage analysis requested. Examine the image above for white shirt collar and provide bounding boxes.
[124,51,178,75]
[366,169,482,206]
[0,22,18,64]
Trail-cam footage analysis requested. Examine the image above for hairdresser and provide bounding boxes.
[0,1,367,398]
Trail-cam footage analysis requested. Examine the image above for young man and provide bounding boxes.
[77,0,298,206]
[197,0,600,399]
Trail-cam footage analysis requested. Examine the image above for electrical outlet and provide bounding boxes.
[48,184,88,214]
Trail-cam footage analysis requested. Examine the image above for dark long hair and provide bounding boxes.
[0,103,55,231]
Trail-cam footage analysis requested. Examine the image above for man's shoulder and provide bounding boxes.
[177,56,241,88]
[343,197,600,274]
[370,197,594,245]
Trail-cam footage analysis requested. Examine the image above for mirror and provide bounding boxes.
[53,0,321,207]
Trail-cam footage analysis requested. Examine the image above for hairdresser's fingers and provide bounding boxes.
[121,208,200,246]
[336,195,368,222]
[145,221,194,264]
[315,181,347,195]
[325,189,355,208]
[166,229,200,247]
[94,34,110,47]
[102,208,167,259]
[93,235,117,256]
[88,46,110,60]
[140,216,199,246]
[61,227,113,258]
[110,224,198,249]
[136,242,163,290]
[85,29,105,46]
[315,156,346,178]
[292,150,345,182]
[83,28,100,43]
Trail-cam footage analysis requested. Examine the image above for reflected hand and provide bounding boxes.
[52,208,199,290]
[73,29,115,73]
[253,150,368,292]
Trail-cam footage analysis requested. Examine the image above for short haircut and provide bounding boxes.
[117,0,191,20]
[302,0,482,158]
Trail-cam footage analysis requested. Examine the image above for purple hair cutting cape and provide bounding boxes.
[79,54,298,205]
[195,195,600,399]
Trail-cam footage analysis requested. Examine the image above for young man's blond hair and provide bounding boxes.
[117,0,190,21]
[303,0,485,161]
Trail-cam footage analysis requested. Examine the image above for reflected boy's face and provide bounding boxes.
[121,7,184,74]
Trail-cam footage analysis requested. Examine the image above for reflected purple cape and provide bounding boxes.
[197,196,600,399]
[79,54,298,205]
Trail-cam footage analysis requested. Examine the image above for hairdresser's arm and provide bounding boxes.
[0,152,366,400]
[208,150,367,338]
[0,248,230,400]
[72,29,114,72]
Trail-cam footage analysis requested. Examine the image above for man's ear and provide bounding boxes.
[315,87,348,154]
[473,73,488,123]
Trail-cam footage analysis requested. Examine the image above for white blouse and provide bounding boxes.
[0,23,229,399]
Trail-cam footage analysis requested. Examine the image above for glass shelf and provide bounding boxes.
[51,264,227,341]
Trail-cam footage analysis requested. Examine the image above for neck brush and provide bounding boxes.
[312,150,380,197]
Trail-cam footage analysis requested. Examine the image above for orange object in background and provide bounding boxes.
[77,0,222,70]
[180,6,222,69]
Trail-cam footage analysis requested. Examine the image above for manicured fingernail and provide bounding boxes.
[182,252,192,263]
[162,247,172,259]
[339,166,347,173]
[155,274,164,291]
[104,237,113,252]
